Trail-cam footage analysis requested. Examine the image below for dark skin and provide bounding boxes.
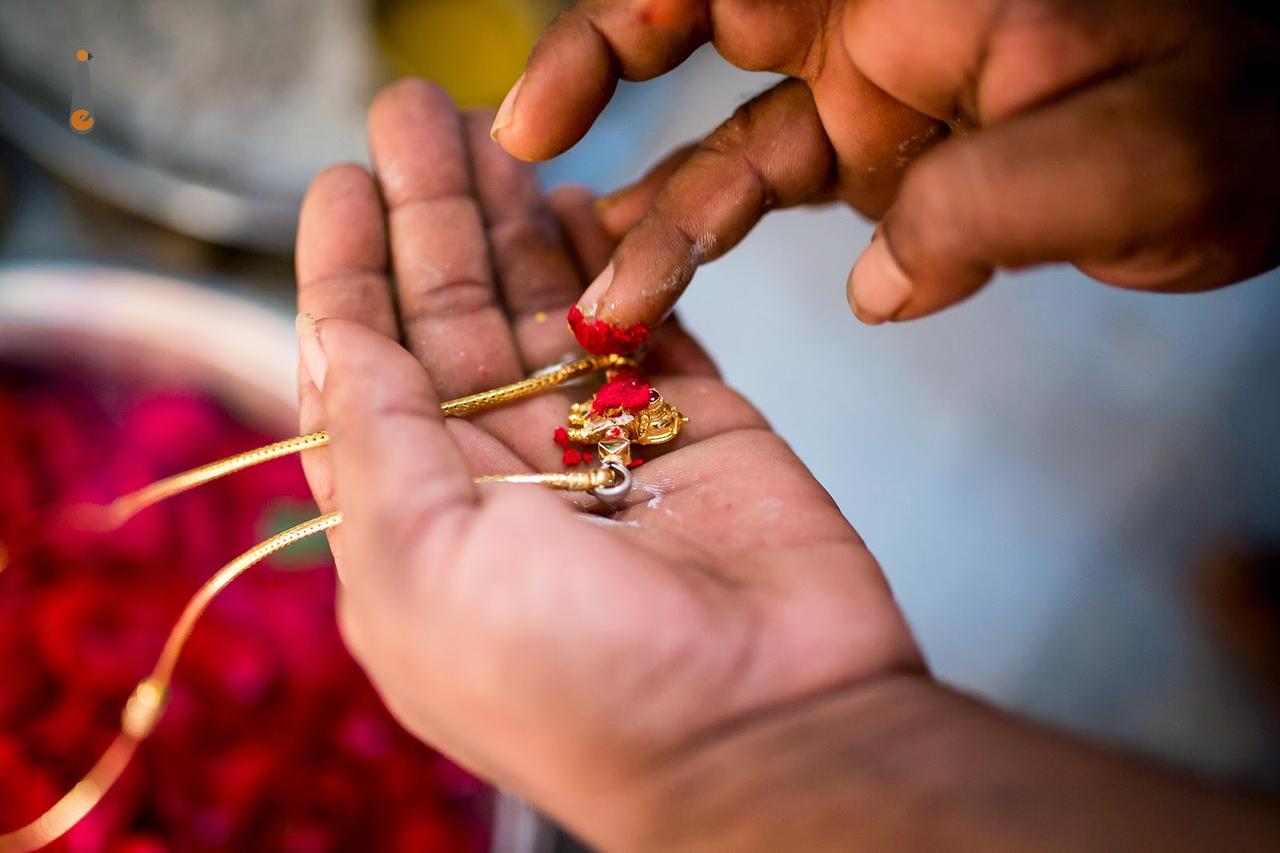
[296,80,1280,850]
[490,0,1280,325]
[297,80,921,846]
[296,0,1280,847]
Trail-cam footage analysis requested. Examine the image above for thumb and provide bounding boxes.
[846,72,1229,323]
[301,317,478,600]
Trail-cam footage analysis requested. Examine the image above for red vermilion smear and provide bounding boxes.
[552,427,570,448]
[590,369,650,415]
[562,448,583,467]
[566,305,650,356]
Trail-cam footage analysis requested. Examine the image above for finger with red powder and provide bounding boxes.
[574,80,834,332]
[549,184,720,377]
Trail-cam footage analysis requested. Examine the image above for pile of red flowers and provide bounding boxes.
[0,359,490,851]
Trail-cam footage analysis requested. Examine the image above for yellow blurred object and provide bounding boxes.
[374,0,558,107]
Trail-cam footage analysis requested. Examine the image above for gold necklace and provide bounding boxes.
[0,351,688,852]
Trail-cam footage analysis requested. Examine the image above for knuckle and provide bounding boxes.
[698,123,774,212]
[400,278,498,323]
[893,151,975,273]
[489,209,561,256]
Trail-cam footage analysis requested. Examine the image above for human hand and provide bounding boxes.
[491,0,1280,326]
[294,79,920,847]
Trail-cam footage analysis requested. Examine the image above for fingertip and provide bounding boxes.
[317,318,438,410]
[489,73,523,143]
[577,262,615,315]
[493,18,619,161]
[296,163,384,284]
[847,230,915,324]
[304,162,376,203]
[369,77,457,135]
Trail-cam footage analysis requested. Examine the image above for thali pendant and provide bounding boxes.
[553,367,689,470]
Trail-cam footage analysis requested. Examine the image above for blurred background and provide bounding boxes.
[2,0,1280,849]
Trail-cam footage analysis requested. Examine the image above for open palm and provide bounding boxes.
[295,80,920,845]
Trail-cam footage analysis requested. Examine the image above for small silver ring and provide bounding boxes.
[590,462,632,508]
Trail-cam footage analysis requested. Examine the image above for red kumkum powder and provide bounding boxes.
[590,369,651,415]
[566,305,650,356]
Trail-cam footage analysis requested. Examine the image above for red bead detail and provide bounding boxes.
[627,458,645,469]
[552,427,570,448]
[566,305,651,355]
[562,448,583,467]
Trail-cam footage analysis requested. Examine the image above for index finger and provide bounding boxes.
[368,79,525,398]
[492,0,711,161]
[578,79,835,330]
[494,0,833,161]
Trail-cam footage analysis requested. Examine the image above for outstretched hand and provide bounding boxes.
[294,80,920,847]
[491,0,1280,326]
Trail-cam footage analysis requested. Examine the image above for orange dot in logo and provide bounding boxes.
[70,109,95,133]
[76,48,90,62]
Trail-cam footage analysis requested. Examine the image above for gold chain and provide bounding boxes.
[78,352,633,529]
[0,352,632,853]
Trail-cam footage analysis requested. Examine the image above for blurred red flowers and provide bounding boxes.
[0,361,490,851]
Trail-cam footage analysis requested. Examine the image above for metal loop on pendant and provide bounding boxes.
[590,462,632,508]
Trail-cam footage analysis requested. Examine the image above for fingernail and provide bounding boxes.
[848,235,912,324]
[297,313,328,391]
[490,73,524,141]
[578,262,615,316]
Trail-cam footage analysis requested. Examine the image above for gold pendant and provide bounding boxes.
[560,368,689,468]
